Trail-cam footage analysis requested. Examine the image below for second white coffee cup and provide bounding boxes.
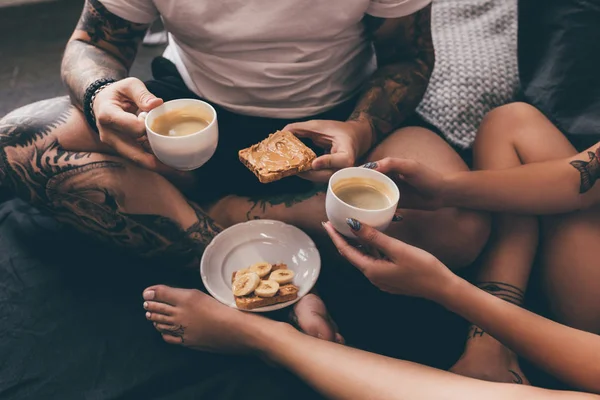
[142,99,219,171]
[326,167,400,238]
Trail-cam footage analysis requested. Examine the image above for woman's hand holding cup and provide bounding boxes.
[322,219,456,302]
[364,157,448,211]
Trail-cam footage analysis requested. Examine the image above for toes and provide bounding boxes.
[144,300,175,315]
[161,333,183,345]
[143,285,184,305]
[146,311,174,325]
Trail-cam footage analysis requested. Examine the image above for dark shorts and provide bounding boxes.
[144,57,467,200]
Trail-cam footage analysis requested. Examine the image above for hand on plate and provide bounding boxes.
[366,157,447,211]
[322,219,454,301]
[283,119,373,182]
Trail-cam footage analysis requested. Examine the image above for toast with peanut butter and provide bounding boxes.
[232,263,299,310]
[239,130,317,183]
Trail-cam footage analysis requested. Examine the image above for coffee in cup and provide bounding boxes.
[332,177,394,210]
[151,108,211,137]
[326,167,400,238]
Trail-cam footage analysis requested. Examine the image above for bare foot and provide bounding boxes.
[450,327,530,385]
[142,285,267,353]
[290,293,345,344]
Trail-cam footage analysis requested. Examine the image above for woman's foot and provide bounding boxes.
[143,285,264,353]
[449,327,530,385]
[142,286,343,351]
[290,293,345,344]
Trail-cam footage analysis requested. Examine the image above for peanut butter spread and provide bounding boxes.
[246,131,315,173]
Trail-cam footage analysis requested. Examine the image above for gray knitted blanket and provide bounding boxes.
[416,0,519,149]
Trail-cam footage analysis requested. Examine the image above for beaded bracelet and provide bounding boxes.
[83,78,117,133]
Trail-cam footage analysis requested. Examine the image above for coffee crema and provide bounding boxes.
[332,177,393,210]
[151,108,211,137]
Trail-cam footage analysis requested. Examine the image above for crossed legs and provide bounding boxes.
[450,102,600,385]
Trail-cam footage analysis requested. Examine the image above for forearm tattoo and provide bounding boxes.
[570,148,600,193]
[61,0,149,107]
[466,282,525,341]
[0,98,221,268]
[349,5,435,144]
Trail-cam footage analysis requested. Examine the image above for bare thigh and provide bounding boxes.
[472,102,600,332]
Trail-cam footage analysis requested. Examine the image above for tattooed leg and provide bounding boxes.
[0,97,221,267]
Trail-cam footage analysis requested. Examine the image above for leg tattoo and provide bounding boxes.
[0,97,221,266]
[466,282,525,340]
[245,184,326,221]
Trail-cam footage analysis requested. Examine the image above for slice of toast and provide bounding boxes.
[235,284,299,310]
[239,130,316,184]
[232,263,299,310]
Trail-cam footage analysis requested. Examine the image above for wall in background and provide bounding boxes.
[0,0,55,8]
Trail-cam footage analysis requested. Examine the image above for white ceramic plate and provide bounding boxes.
[200,220,321,312]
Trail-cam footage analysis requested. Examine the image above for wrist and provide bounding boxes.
[83,78,117,132]
[439,173,461,208]
[346,118,375,158]
[428,270,465,306]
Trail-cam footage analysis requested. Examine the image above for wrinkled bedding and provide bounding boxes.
[0,198,318,400]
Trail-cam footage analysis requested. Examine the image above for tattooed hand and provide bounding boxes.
[366,157,446,210]
[284,120,372,182]
[323,219,454,300]
[93,77,171,172]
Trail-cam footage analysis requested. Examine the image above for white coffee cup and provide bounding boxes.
[326,167,400,238]
[142,99,218,171]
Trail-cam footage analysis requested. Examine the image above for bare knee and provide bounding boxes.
[474,102,547,151]
[369,126,468,173]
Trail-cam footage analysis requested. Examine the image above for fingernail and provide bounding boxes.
[346,218,361,231]
[362,162,378,169]
[146,312,151,319]
[321,221,327,228]
[143,290,155,300]
[317,333,324,339]
[392,215,403,222]
[143,301,149,309]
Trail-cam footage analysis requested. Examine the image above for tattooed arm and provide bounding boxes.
[372,142,600,214]
[61,0,168,170]
[284,6,434,182]
[440,142,600,213]
[61,0,149,108]
[349,5,435,145]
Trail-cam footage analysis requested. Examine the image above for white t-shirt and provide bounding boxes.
[100,0,431,118]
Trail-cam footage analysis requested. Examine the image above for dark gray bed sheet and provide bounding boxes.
[519,0,600,140]
[0,198,319,400]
